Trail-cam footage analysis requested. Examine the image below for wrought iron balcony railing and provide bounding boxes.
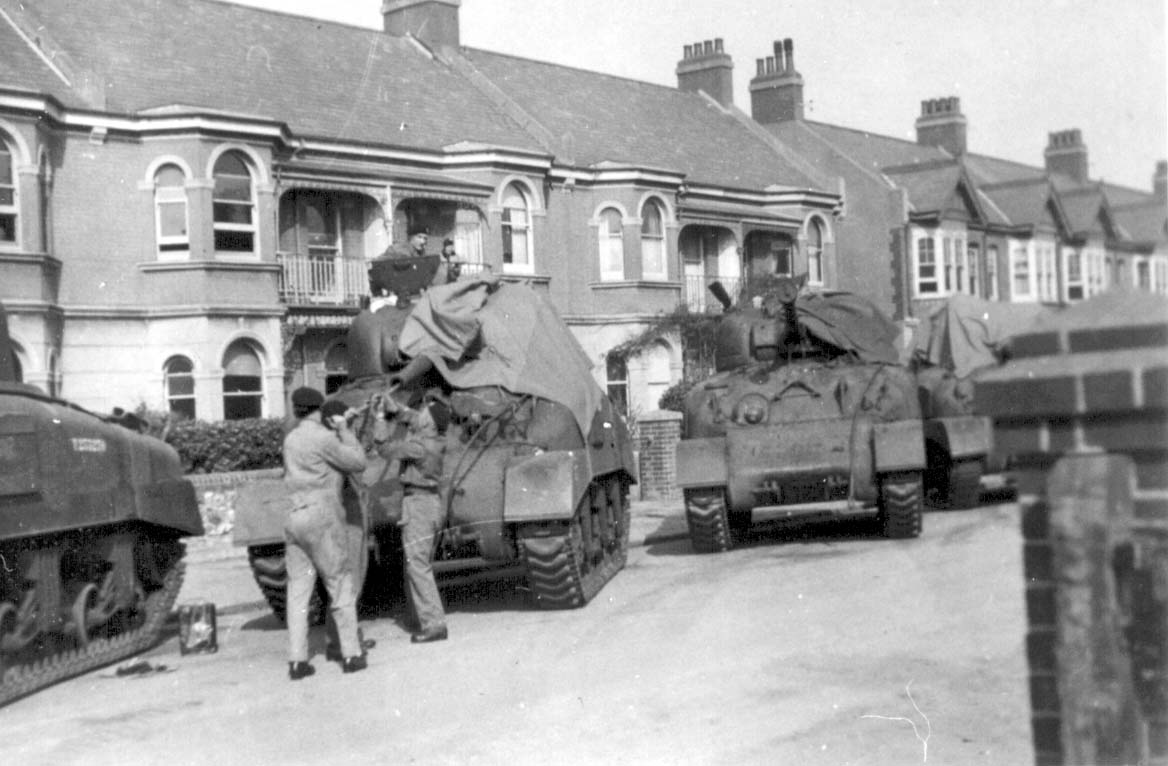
[277,252,370,307]
[683,274,742,313]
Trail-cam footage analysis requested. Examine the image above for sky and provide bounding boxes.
[226,0,1167,192]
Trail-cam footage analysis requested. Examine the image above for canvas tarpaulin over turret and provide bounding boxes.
[914,294,1051,379]
[795,291,903,365]
[397,277,603,439]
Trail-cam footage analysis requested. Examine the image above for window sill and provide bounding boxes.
[140,259,281,274]
[499,273,551,287]
[590,280,681,291]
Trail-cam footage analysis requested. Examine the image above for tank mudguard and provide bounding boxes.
[232,477,291,547]
[924,416,992,460]
[135,478,203,536]
[502,450,592,523]
[872,420,926,473]
[675,437,728,489]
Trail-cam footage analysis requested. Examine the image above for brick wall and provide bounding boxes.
[634,409,682,499]
[976,290,1168,765]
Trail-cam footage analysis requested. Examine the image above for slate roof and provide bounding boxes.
[979,178,1059,230]
[882,161,964,216]
[1058,187,1108,235]
[5,0,544,152]
[0,0,828,194]
[796,121,949,176]
[458,48,824,190]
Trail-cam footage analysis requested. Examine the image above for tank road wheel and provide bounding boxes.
[684,487,737,553]
[522,476,630,610]
[877,471,924,539]
[246,545,326,625]
[933,458,983,511]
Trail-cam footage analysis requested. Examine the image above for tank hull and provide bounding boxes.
[0,383,201,706]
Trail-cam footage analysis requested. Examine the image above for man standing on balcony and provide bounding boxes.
[387,225,430,259]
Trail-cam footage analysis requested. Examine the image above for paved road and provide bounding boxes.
[0,500,1033,766]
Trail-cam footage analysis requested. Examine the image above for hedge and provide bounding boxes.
[164,417,286,474]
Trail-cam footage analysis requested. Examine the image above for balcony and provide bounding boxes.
[684,274,742,313]
[277,252,369,307]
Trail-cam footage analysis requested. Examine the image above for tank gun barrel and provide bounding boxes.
[708,281,733,311]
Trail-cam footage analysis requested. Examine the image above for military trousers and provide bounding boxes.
[284,502,361,662]
[401,492,446,634]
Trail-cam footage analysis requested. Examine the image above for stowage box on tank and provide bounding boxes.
[675,276,931,553]
[0,302,202,706]
[234,258,637,622]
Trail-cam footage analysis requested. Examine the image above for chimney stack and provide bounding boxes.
[749,38,803,123]
[915,97,967,157]
[1043,129,1089,183]
[382,0,460,49]
[1153,160,1167,202]
[676,37,734,108]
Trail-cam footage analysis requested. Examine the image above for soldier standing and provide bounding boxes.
[381,391,449,643]
[283,387,368,678]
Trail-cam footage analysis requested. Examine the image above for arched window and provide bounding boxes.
[0,135,16,246]
[222,341,263,419]
[598,207,625,281]
[164,355,196,420]
[640,199,666,280]
[605,353,628,419]
[324,342,348,394]
[154,164,190,259]
[806,218,824,285]
[212,152,255,254]
[501,183,531,273]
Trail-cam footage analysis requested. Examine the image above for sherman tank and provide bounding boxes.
[0,302,202,706]
[675,275,927,553]
[234,255,636,619]
[912,294,1049,509]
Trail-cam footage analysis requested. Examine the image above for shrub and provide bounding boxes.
[658,380,696,413]
[165,417,286,474]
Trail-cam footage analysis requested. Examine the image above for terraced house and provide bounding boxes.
[0,0,840,421]
[756,39,1168,321]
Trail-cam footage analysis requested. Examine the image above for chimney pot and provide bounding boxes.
[766,56,775,74]
[715,38,724,53]
[683,44,692,59]
[704,40,714,55]
[783,38,794,71]
[756,58,765,76]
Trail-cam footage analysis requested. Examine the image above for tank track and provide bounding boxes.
[0,547,185,708]
[521,475,630,609]
[935,458,982,511]
[878,471,924,539]
[247,545,326,625]
[684,487,737,553]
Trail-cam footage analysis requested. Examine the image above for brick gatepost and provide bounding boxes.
[976,290,1168,765]
[634,410,683,500]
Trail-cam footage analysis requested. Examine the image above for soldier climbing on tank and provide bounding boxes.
[282,387,368,679]
[376,389,450,644]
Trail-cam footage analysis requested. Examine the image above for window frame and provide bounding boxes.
[639,199,667,281]
[154,164,190,260]
[914,229,939,296]
[164,355,196,420]
[1011,242,1035,302]
[598,206,626,281]
[212,152,257,256]
[1063,246,1084,302]
[221,340,264,420]
[500,182,533,275]
[985,244,999,301]
[966,241,980,297]
[605,353,629,421]
[0,136,18,249]
[806,217,825,286]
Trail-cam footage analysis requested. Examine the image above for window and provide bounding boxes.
[640,200,666,280]
[222,341,262,419]
[1137,259,1151,290]
[0,137,16,246]
[966,242,980,297]
[605,353,629,420]
[916,234,938,295]
[164,356,196,420]
[772,244,792,277]
[599,207,625,281]
[985,245,999,300]
[806,218,824,285]
[324,342,348,394]
[501,183,531,273]
[154,164,189,259]
[942,237,954,293]
[1011,245,1032,300]
[645,341,672,411]
[212,152,255,253]
[1065,248,1084,302]
[1036,243,1057,302]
